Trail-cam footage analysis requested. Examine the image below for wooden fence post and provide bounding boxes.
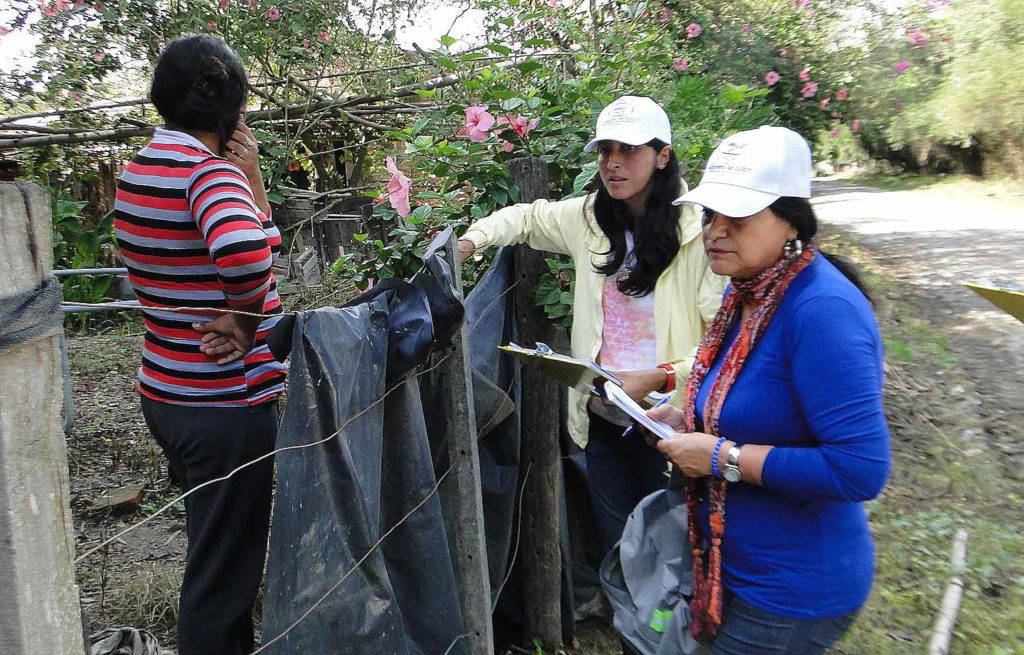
[0,182,85,654]
[508,157,563,650]
[439,232,495,655]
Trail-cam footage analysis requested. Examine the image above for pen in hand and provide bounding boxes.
[622,394,672,438]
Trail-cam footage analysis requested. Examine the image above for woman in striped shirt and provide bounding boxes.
[114,35,285,655]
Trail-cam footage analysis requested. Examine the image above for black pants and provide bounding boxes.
[141,396,278,655]
[585,410,669,558]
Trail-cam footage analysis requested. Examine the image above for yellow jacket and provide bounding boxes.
[463,192,727,447]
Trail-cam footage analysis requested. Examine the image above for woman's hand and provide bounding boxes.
[194,313,262,365]
[647,404,721,477]
[457,238,476,263]
[612,368,668,404]
[222,122,271,216]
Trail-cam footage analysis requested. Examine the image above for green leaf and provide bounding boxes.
[572,161,599,196]
[439,35,458,47]
[486,43,512,56]
[354,233,369,242]
[436,57,457,69]
[517,60,544,75]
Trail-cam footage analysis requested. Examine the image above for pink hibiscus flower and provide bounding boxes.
[797,0,811,7]
[500,140,515,153]
[206,20,217,31]
[907,29,928,49]
[266,6,281,20]
[851,119,862,133]
[764,70,780,86]
[457,105,496,142]
[219,0,229,9]
[740,23,750,33]
[385,156,412,218]
[673,58,689,72]
[659,8,670,23]
[320,31,330,42]
[836,88,848,101]
[894,60,910,73]
[800,81,819,98]
[497,114,540,139]
[830,128,841,138]
[685,22,702,38]
[799,67,810,82]
[547,0,560,7]
[820,97,830,110]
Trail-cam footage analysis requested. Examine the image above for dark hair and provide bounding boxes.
[588,139,682,297]
[768,196,873,302]
[150,35,248,152]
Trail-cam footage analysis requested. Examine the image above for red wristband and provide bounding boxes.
[658,363,676,394]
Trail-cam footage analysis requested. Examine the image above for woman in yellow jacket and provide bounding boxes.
[458,96,726,555]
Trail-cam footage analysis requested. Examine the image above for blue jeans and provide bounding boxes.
[585,410,668,557]
[705,592,856,655]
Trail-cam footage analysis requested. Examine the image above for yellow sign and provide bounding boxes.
[965,283,1024,323]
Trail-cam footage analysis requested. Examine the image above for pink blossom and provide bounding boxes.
[659,8,670,23]
[800,81,819,98]
[385,156,412,218]
[335,61,347,73]
[830,128,841,138]
[92,52,103,62]
[836,88,848,101]
[266,6,281,20]
[40,0,61,17]
[458,105,496,142]
[799,67,810,82]
[93,1,104,10]
[894,60,910,73]
[820,97,830,109]
[500,140,515,153]
[70,91,84,102]
[319,31,330,42]
[673,58,689,72]
[497,114,540,139]
[851,119,862,133]
[797,0,811,7]
[219,0,229,9]
[740,23,750,33]
[546,0,559,7]
[206,20,217,31]
[0,26,10,37]
[907,29,928,49]
[685,22,702,38]
[764,70,780,86]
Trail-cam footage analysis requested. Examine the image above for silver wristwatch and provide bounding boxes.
[723,445,742,483]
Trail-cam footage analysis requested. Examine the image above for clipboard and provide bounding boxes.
[964,283,1024,323]
[499,342,622,394]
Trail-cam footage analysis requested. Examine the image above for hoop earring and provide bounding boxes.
[783,238,803,257]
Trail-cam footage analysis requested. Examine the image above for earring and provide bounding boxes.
[783,238,803,257]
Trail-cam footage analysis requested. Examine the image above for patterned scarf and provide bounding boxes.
[683,246,816,641]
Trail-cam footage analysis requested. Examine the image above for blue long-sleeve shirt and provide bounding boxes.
[695,255,891,619]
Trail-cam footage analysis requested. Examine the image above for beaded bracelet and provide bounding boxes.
[711,437,727,478]
[658,363,676,393]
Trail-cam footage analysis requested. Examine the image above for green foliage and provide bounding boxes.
[49,188,117,306]
[532,257,575,329]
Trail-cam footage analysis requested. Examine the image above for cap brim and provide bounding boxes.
[671,182,779,217]
[583,128,658,153]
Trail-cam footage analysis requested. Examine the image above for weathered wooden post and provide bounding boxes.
[0,182,85,654]
[508,157,563,649]
[439,232,495,655]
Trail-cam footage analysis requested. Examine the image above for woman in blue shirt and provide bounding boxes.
[650,126,891,654]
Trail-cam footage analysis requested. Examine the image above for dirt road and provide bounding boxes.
[812,178,1024,478]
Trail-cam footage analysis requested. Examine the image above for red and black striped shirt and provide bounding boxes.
[114,129,287,406]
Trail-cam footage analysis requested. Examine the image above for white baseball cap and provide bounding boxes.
[583,96,672,153]
[672,126,812,217]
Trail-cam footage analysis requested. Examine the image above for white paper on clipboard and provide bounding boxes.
[602,381,676,441]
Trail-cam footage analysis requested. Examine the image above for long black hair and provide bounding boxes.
[588,139,682,297]
[768,196,873,302]
[150,35,248,152]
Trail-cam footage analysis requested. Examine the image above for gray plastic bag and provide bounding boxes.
[599,488,700,655]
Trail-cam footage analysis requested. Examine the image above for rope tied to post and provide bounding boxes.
[0,277,63,354]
